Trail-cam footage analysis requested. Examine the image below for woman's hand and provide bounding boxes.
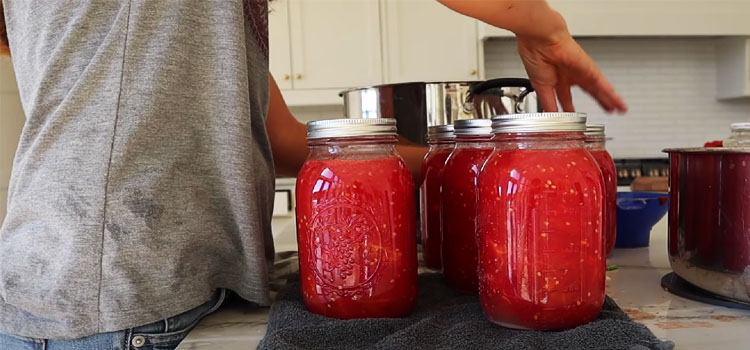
[517,33,627,113]
[437,0,627,113]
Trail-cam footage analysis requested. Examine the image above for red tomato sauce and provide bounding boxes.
[589,149,618,255]
[682,154,721,267]
[296,157,418,318]
[719,155,750,271]
[478,148,606,330]
[419,147,453,269]
[441,146,493,292]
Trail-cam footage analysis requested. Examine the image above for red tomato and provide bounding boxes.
[419,146,453,269]
[442,146,493,292]
[296,157,418,318]
[478,148,606,330]
[589,149,618,255]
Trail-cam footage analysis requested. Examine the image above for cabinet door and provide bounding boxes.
[383,0,479,83]
[269,0,294,89]
[289,0,383,89]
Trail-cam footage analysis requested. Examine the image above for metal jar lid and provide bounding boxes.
[454,119,492,136]
[491,112,587,133]
[427,125,455,140]
[730,122,750,131]
[585,124,606,137]
[307,118,397,139]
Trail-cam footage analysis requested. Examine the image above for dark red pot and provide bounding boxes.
[665,148,750,303]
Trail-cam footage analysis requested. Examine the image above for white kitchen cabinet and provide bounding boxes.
[479,0,750,38]
[288,0,383,90]
[717,37,750,100]
[269,0,294,90]
[382,0,480,83]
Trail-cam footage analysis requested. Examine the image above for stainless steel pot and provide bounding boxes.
[340,78,539,145]
[664,147,750,303]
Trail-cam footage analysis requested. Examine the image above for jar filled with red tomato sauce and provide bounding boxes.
[441,119,493,292]
[296,118,418,319]
[585,124,617,256]
[478,113,606,330]
[419,125,455,270]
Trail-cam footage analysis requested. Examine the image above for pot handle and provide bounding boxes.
[470,78,534,95]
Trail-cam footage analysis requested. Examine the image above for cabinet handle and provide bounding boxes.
[283,74,290,81]
[296,73,303,80]
[470,69,478,76]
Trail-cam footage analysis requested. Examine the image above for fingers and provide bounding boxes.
[555,84,575,112]
[596,77,628,112]
[541,79,626,114]
[535,84,576,113]
[577,68,628,113]
[582,79,627,113]
[607,87,628,113]
[535,85,559,112]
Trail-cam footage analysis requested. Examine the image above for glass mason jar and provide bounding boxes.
[296,118,418,319]
[585,124,618,256]
[724,122,750,147]
[477,113,606,330]
[419,125,455,270]
[441,119,494,292]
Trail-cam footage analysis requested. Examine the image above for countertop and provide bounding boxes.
[177,216,750,349]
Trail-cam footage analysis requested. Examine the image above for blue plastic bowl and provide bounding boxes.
[615,192,670,248]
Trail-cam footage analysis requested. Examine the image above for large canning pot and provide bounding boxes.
[664,147,750,302]
[340,78,539,145]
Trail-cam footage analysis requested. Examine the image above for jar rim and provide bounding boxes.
[585,124,606,137]
[491,112,586,133]
[307,118,397,139]
[454,119,493,136]
[308,135,398,146]
[427,124,455,140]
[730,122,750,131]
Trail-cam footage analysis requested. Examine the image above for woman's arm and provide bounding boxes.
[266,76,427,181]
[397,144,427,184]
[266,75,309,178]
[437,0,627,113]
[438,0,567,41]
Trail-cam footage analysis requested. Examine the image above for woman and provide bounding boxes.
[0,0,626,349]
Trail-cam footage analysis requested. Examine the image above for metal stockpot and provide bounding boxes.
[664,147,750,303]
[340,78,539,145]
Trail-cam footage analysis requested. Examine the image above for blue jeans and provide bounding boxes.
[0,289,226,350]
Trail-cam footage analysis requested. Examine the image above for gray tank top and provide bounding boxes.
[0,0,274,339]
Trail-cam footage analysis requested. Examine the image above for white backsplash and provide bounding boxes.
[484,37,750,159]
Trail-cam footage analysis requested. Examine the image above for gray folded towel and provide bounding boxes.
[259,273,674,350]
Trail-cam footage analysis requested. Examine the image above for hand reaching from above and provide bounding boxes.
[517,33,628,113]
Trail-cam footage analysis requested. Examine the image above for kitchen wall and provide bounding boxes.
[0,57,25,225]
[485,37,750,158]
